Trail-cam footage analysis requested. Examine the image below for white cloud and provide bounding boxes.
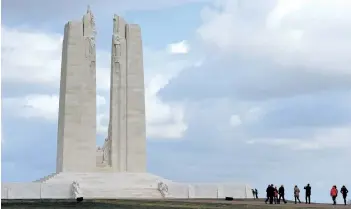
[229,115,241,127]
[1,27,62,84]
[242,107,265,123]
[2,0,210,22]
[247,125,351,151]
[3,94,59,121]
[229,107,264,128]
[1,27,112,92]
[1,25,190,139]
[2,94,108,134]
[145,73,188,139]
[197,0,351,75]
[167,40,190,54]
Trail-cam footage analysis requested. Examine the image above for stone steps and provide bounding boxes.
[82,188,162,199]
[34,173,57,183]
[43,172,171,185]
[39,172,167,199]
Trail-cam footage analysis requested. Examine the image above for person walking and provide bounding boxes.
[274,186,278,204]
[255,188,259,199]
[304,183,312,204]
[294,185,302,204]
[330,185,338,205]
[265,184,274,204]
[341,185,348,205]
[278,185,287,204]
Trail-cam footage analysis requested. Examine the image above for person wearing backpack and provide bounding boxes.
[341,185,349,205]
[330,185,338,205]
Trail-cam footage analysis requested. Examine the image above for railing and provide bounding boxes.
[157,182,251,199]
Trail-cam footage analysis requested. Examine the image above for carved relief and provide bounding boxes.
[113,62,121,75]
[113,34,122,45]
[85,37,96,61]
[112,34,124,63]
[113,15,119,34]
[102,137,111,165]
[87,6,96,36]
[84,6,96,61]
[89,37,96,50]
[90,15,96,35]
[113,55,120,63]
[72,181,83,199]
[102,147,109,164]
[157,181,169,198]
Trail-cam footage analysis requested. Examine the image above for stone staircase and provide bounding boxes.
[40,172,170,199]
[82,187,163,199]
[33,173,57,183]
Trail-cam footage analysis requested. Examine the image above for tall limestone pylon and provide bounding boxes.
[108,15,146,172]
[56,7,97,173]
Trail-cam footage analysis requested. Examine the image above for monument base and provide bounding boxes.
[2,172,252,200]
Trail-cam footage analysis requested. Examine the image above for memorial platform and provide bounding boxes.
[1,7,252,201]
[2,172,251,200]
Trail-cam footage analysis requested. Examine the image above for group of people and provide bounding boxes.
[264,184,288,204]
[251,188,258,199]
[258,184,349,205]
[330,185,349,205]
[292,184,311,204]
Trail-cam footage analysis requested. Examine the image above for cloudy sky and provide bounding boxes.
[1,0,351,203]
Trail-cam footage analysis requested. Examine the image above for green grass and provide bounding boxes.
[1,199,336,209]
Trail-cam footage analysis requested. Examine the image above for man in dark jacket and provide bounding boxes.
[265,184,274,204]
[278,185,287,204]
[341,185,349,205]
[304,183,312,204]
[255,188,258,199]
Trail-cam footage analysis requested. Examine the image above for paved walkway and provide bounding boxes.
[2,199,350,208]
[166,199,350,208]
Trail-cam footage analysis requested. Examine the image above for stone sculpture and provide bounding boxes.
[72,181,83,202]
[157,181,169,198]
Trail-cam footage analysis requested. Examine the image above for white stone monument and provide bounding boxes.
[1,7,252,200]
[105,15,146,172]
[56,6,97,173]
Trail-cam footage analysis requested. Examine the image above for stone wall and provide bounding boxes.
[2,182,251,200]
[2,183,72,199]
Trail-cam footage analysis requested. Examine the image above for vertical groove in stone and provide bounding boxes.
[125,24,129,171]
[108,16,146,173]
[110,15,128,172]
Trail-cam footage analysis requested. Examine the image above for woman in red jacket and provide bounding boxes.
[274,186,278,204]
[330,185,338,205]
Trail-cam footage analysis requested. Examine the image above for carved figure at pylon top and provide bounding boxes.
[85,5,96,35]
[87,5,92,14]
